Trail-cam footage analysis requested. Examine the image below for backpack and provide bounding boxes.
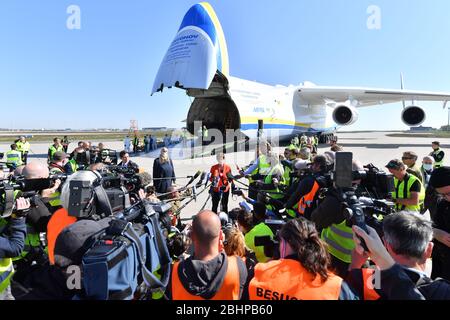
[81,209,172,300]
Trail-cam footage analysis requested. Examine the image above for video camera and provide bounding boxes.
[0,173,68,218]
[74,148,118,168]
[333,152,396,248]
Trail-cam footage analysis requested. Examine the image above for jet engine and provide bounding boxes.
[332,104,359,126]
[401,106,426,127]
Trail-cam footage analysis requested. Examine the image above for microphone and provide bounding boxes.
[196,171,207,188]
[186,170,202,186]
[212,170,219,188]
[226,172,235,181]
[205,172,211,188]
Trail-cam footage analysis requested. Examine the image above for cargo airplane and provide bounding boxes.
[152,2,450,142]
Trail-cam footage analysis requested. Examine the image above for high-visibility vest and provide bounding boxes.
[361,268,381,300]
[0,219,42,261]
[6,150,23,167]
[431,149,445,168]
[321,220,355,263]
[48,145,63,159]
[249,259,343,300]
[245,223,274,263]
[297,180,320,216]
[171,256,241,300]
[47,208,77,265]
[282,163,292,187]
[0,258,14,293]
[16,141,30,153]
[392,174,425,212]
[68,159,78,173]
[248,155,271,184]
[263,164,285,200]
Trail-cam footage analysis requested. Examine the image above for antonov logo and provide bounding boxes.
[174,34,199,42]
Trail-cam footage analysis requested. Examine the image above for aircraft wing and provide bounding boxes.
[297,86,450,107]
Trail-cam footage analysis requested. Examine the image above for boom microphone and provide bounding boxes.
[136,172,153,191]
[186,170,202,186]
[196,172,207,188]
[226,172,235,181]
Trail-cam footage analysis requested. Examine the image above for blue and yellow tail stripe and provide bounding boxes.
[240,117,336,132]
[179,2,229,76]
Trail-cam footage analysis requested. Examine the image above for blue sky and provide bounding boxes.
[1,0,450,130]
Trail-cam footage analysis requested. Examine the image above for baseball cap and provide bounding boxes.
[385,159,404,170]
[54,220,103,268]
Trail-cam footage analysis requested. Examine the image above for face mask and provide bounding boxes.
[423,164,433,171]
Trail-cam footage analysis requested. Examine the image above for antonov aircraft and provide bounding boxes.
[152,2,450,142]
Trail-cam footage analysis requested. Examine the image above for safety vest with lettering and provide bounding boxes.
[171,256,241,300]
[16,141,30,153]
[0,218,41,261]
[249,259,343,300]
[392,174,425,212]
[0,258,14,293]
[48,145,63,160]
[6,150,23,167]
[432,149,445,168]
[245,223,274,263]
[297,180,321,216]
[321,220,355,264]
[263,164,285,200]
[248,155,271,184]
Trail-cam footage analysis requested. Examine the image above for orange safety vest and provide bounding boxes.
[249,259,342,300]
[362,268,381,301]
[47,208,77,265]
[297,181,320,215]
[171,256,241,300]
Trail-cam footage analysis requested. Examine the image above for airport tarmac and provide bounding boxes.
[1,131,448,222]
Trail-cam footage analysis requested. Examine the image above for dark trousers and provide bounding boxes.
[211,191,230,213]
[330,254,350,279]
[22,152,29,165]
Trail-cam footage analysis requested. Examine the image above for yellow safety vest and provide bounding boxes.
[264,165,285,200]
[432,149,445,168]
[248,155,271,184]
[6,150,23,166]
[0,219,42,261]
[245,223,274,263]
[392,174,425,212]
[16,141,30,153]
[322,220,355,264]
[0,258,13,293]
[48,145,63,160]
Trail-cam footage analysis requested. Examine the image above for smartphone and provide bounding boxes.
[335,152,353,188]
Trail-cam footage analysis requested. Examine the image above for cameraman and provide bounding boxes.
[254,153,285,213]
[386,159,425,213]
[248,218,358,300]
[285,155,330,220]
[310,160,365,278]
[0,197,29,300]
[349,212,450,300]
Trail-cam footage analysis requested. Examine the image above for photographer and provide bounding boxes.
[0,197,29,300]
[348,212,450,300]
[248,218,358,300]
[12,219,104,300]
[49,151,68,174]
[285,155,330,219]
[209,153,232,214]
[169,210,247,300]
[311,160,365,278]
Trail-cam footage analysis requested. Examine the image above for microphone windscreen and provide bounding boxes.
[136,172,152,188]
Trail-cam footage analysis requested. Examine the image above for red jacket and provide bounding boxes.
[210,163,232,193]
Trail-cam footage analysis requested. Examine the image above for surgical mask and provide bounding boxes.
[423,164,433,171]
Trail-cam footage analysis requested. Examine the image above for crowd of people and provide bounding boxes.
[0,133,449,301]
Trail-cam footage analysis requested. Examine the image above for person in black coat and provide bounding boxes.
[153,147,176,196]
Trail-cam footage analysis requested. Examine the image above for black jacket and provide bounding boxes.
[153,158,176,195]
[117,160,139,173]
